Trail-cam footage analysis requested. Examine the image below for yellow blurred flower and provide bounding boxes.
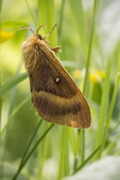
[0,30,16,43]
[90,70,105,83]
[73,69,105,83]
[96,70,105,79]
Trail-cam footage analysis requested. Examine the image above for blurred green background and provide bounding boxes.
[0,0,120,180]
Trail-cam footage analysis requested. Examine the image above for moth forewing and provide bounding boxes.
[22,26,91,129]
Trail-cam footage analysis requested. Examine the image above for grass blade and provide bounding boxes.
[19,119,42,167]
[83,0,97,95]
[58,0,65,41]
[0,96,30,137]
[37,127,49,179]
[25,0,37,28]
[69,0,87,58]
[99,72,120,158]
[38,0,58,48]
[0,73,28,97]
[81,0,97,164]
[72,145,101,175]
[58,127,66,180]
[94,59,111,160]
[12,124,54,180]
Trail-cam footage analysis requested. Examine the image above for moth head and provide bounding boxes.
[19,24,57,41]
[21,24,57,71]
[37,24,57,40]
[37,34,43,41]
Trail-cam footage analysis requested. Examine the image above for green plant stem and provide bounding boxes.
[68,128,76,156]
[58,0,65,40]
[12,119,42,180]
[58,127,65,180]
[72,146,100,175]
[94,59,111,160]
[0,96,30,137]
[38,0,58,48]
[8,61,23,116]
[58,0,65,60]
[20,119,42,166]
[69,0,87,58]
[63,128,70,176]
[80,129,85,164]
[0,72,28,97]
[25,0,37,28]
[83,0,97,95]
[104,130,120,156]
[38,128,49,179]
[12,124,54,180]
[99,73,120,158]
[73,130,81,171]
[81,0,97,164]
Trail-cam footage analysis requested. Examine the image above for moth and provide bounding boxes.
[21,24,91,129]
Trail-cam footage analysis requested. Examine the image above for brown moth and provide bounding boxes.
[21,24,91,129]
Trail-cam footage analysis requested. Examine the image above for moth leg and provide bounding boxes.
[51,46,61,53]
